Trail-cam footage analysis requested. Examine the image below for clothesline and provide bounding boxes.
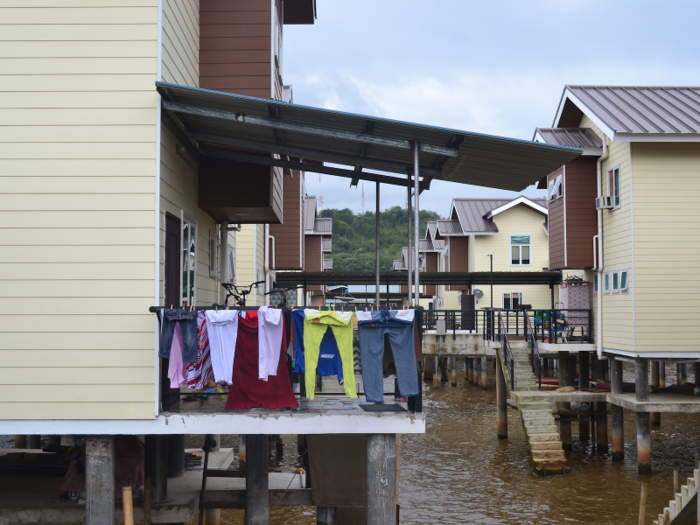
[148,305,421,313]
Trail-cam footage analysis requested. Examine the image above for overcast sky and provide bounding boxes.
[283,0,700,217]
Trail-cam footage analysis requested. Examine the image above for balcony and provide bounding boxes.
[323,258,333,270]
[322,238,332,252]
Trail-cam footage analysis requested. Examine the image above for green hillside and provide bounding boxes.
[318,206,442,272]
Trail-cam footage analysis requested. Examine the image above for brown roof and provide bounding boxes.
[558,86,700,135]
[432,239,446,250]
[436,220,462,235]
[451,197,547,234]
[535,128,602,149]
[426,221,438,241]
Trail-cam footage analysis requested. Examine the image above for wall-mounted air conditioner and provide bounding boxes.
[596,196,614,210]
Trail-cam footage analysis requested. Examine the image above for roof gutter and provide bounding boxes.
[595,137,609,359]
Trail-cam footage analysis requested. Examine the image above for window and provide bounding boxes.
[182,213,197,306]
[608,167,621,208]
[594,274,599,294]
[511,235,531,265]
[619,268,629,292]
[603,271,611,294]
[503,292,523,310]
[209,230,218,279]
[612,269,620,293]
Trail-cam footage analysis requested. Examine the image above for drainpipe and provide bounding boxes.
[264,224,275,305]
[596,138,608,358]
[220,221,229,305]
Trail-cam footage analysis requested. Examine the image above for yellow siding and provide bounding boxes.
[0,2,159,419]
[161,0,198,87]
[631,143,700,352]
[580,114,634,353]
[235,224,269,306]
[468,235,477,272]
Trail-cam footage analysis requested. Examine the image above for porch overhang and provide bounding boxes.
[156,82,582,194]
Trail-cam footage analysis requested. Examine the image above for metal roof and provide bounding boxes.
[451,197,546,234]
[558,85,700,137]
[535,128,602,149]
[433,239,446,250]
[156,82,582,192]
[275,271,562,287]
[436,220,462,235]
[426,221,438,241]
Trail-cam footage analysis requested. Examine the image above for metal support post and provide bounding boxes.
[406,178,412,306]
[167,434,185,478]
[635,358,651,474]
[245,435,269,525]
[595,402,608,452]
[220,221,229,304]
[579,352,590,441]
[367,434,397,525]
[375,182,380,307]
[481,355,488,390]
[558,352,572,449]
[145,435,168,502]
[449,356,457,387]
[610,356,625,460]
[85,436,115,525]
[496,353,508,440]
[414,142,420,306]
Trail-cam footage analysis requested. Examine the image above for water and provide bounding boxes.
[200,361,700,524]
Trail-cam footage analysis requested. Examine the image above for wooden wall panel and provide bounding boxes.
[564,157,597,268]
[425,252,437,296]
[448,236,469,291]
[548,167,565,269]
[270,171,302,269]
[304,235,322,292]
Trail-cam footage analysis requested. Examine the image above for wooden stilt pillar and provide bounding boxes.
[481,355,488,390]
[317,507,337,525]
[579,352,590,441]
[635,358,651,475]
[245,435,269,525]
[496,352,507,440]
[85,436,115,525]
[610,358,624,461]
[367,434,397,525]
[677,363,687,386]
[595,402,608,452]
[449,356,457,387]
[145,435,168,502]
[558,351,572,449]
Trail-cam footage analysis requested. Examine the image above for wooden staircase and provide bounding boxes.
[507,342,569,474]
[655,469,699,525]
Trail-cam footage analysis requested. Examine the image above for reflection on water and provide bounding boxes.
[199,362,700,524]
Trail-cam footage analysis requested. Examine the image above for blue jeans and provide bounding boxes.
[159,309,199,362]
[357,311,418,402]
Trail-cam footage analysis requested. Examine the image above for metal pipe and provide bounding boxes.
[375,181,380,307]
[220,221,229,304]
[596,138,608,358]
[414,142,420,306]
[407,178,412,306]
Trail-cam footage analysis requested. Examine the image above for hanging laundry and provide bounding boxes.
[186,312,214,390]
[159,309,198,362]
[357,310,419,403]
[205,310,239,385]
[258,306,284,381]
[167,323,188,388]
[226,311,298,410]
[291,309,343,382]
[303,310,357,400]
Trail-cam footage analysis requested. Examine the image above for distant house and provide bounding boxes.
[303,196,334,306]
[535,85,700,357]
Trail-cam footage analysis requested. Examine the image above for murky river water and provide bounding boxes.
[197,362,700,525]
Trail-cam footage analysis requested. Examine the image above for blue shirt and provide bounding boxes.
[291,310,344,381]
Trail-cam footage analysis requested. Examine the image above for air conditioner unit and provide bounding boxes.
[596,196,614,210]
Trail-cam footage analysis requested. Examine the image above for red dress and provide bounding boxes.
[225,311,298,410]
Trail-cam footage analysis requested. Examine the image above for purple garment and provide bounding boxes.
[168,323,188,388]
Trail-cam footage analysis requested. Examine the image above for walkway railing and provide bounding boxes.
[422,309,492,340]
[498,313,515,391]
[524,313,542,390]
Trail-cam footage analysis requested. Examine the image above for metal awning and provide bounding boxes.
[275,271,563,287]
[156,82,582,192]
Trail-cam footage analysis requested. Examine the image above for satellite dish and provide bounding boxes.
[473,289,484,299]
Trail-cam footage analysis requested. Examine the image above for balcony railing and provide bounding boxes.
[323,258,333,270]
[322,238,332,252]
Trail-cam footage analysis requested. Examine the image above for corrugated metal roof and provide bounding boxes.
[393,259,406,270]
[156,82,582,193]
[535,128,602,149]
[314,218,332,233]
[304,196,316,230]
[452,197,546,234]
[426,221,437,241]
[418,239,433,251]
[433,239,446,250]
[564,86,700,134]
[436,220,462,235]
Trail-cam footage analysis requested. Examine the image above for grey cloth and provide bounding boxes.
[159,309,199,362]
[357,311,418,403]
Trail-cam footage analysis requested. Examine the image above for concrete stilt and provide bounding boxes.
[467,358,473,384]
[449,356,457,387]
[558,352,572,449]
[210,435,221,453]
[496,353,507,440]
[591,354,599,381]
[579,352,590,441]
[85,436,115,525]
[473,357,480,388]
[367,434,397,525]
[650,361,661,428]
[659,361,666,388]
[694,363,700,396]
[145,435,168,502]
[635,358,651,475]
[27,435,41,449]
[463,356,468,380]
[239,435,247,472]
[167,434,185,478]
[245,435,269,525]
[203,509,221,525]
[677,363,687,386]
[481,355,488,390]
[610,358,624,461]
[317,507,337,525]
[13,435,25,448]
[432,355,439,389]
[595,402,608,452]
